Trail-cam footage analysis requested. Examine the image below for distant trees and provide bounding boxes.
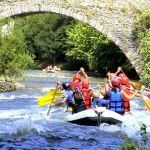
[66,22,134,76]
[0,20,33,81]
[16,13,74,66]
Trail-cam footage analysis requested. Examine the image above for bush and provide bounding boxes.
[135,10,150,87]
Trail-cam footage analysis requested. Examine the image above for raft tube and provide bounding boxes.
[62,107,123,126]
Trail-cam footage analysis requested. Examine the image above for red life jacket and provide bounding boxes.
[118,73,131,88]
[70,81,82,91]
[80,88,92,109]
[121,86,130,112]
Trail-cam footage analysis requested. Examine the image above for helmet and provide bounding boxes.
[118,73,129,86]
[118,73,126,79]
[61,82,70,90]
[82,80,89,89]
[73,74,81,81]
[111,78,121,87]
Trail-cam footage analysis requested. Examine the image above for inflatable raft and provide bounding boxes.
[62,107,123,126]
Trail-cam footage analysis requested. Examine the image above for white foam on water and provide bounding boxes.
[0,109,27,119]
[0,107,49,135]
[0,93,39,100]
[98,100,150,138]
[99,124,121,132]
[0,94,15,100]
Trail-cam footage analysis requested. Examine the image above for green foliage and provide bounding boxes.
[0,19,33,80]
[66,22,105,69]
[135,10,150,87]
[120,124,149,150]
[66,22,135,76]
[16,13,74,66]
[120,138,139,150]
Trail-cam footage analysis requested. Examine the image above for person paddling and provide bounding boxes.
[115,67,131,88]
[77,80,102,111]
[70,68,101,113]
[108,67,132,113]
[70,67,88,91]
[50,82,75,111]
[102,77,138,115]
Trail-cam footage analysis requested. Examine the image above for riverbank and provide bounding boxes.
[0,81,25,92]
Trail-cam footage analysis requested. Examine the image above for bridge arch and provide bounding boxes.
[1,0,150,74]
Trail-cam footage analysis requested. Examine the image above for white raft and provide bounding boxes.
[62,107,124,126]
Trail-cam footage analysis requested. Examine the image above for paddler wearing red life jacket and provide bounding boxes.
[80,80,101,110]
[116,67,132,113]
[71,68,101,113]
[70,67,88,91]
[108,67,131,113]
[102,77,138,115]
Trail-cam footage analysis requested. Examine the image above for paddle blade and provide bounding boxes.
[37,89,62,106]
[144,99,150,111]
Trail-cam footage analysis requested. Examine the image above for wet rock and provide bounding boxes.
[0,82,25,92]
[0,82,16,92]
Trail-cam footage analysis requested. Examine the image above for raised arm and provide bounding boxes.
[92,84,104,98]
[51,98,67,107]
[80,67,88,80]
[122,90,138,100]
[114,66,122,76]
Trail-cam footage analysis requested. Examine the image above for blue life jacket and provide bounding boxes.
[62,90,74,104]
[109,88,124,113]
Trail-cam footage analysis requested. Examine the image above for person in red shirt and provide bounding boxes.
[106,67,141,113]
[73,79,102,113]
[70,67,88,91]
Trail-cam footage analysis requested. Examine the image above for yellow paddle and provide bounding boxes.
[47,84,61,116]
[140,86,150,111]
[37,88,62,107]
[143,97,150,111]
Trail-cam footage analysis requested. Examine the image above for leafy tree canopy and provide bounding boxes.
[0,19,33,81]
[135,10,150,86]
[66,22,135,76]
[16,13,74,66]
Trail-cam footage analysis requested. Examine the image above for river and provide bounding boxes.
[0,70,150,150]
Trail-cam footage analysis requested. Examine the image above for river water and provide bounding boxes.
[0,70,150,150]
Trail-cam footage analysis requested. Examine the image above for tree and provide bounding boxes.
[66,22,134,76]
[0,19,33,81]
[135,10,150,87]
[16,13,74,66]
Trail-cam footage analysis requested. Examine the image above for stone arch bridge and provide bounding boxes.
[0,0,150,74]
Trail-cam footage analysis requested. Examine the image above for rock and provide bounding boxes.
[0,81,25,92]
[0,82,16,92]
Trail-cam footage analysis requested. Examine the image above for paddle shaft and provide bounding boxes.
[143,87,150,92]
[47,85,61,116]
